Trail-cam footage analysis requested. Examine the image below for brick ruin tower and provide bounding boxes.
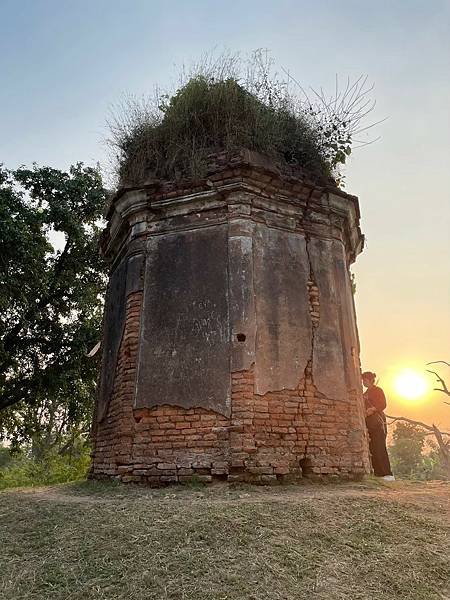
[91,150,370,484]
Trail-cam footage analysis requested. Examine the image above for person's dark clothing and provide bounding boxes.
[367,425,392,477]
[364,385,392,477]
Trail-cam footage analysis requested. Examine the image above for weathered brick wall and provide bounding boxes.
[92,151,370,484]
[91,281,369,484]
[91,290,231,483]
[229,364,368,482]
[91,291,142,478]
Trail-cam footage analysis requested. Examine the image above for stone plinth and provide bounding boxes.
[91,150,370,484]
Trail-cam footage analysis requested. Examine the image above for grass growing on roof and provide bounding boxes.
[109,51,375,186]
[111,76,328,184]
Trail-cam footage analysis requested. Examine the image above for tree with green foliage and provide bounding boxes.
[0,164,107,455]
[0,444,11,468]
[389,422,427,477]
[389,421,448,480]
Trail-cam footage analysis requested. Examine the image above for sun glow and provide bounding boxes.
[394,369,429,401]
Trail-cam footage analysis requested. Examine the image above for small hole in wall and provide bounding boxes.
[299,457,313,475]
[236,333,246,342]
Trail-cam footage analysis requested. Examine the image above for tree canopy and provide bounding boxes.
[0,164,107,452]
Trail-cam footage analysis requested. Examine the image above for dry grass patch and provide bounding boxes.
[1,480,449,599]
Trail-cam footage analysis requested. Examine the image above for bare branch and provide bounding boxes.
[386,415,450,437]
[426,369,450,397]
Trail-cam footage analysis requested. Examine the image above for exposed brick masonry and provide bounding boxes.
[91,151,370,485]
[91,284,369,484]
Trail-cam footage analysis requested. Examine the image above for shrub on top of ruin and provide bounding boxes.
[108,50,379,187]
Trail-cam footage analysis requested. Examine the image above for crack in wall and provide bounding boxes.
[301,189,336,404]
[302,187,319,389]
[300,189,325,472]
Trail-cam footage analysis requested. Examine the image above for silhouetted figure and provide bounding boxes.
[362,371,395,481]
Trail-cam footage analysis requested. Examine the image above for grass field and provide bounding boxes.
[1,479,449,600]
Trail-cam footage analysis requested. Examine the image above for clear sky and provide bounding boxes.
[1,0,449,427]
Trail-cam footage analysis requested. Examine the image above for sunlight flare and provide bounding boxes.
[394,369,429,400]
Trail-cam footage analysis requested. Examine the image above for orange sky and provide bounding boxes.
[378,365,449,432]
[349,132,450,430]
[349,147,450,430]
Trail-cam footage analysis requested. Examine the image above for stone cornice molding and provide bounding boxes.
[102,150,364,267]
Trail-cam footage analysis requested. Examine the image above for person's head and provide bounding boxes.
[362,371,376,389]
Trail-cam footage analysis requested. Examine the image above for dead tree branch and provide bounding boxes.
[386,415,450,476]
[386,415,450,437]
[426,361,450,399]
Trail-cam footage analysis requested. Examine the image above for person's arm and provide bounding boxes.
[370,387,387,412]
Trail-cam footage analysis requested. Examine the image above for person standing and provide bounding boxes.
[362,371,395,481]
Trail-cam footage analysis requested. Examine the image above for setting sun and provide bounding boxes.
[394,369,429,401]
